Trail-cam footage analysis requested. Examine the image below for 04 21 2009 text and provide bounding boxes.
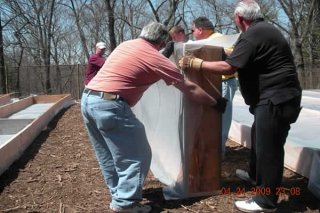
[221,186,301,196]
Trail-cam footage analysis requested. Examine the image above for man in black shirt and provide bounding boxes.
[179,0,301,212]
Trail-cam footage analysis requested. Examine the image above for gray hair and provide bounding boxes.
[234,0,263,21]
[139,22,169,44]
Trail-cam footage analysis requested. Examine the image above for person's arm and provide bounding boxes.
[202,60,237,75]
[89,55,106,67]
[179,56,237,75]
[173,79,227,113]
[161,41,174,58]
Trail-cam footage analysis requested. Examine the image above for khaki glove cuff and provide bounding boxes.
[190,58,203,71]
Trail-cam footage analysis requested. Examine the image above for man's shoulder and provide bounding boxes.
[115,38,150,51]
[89,53,99,58]
[88,54,105,64]
[121,38,142,45]
[209,32,223,39]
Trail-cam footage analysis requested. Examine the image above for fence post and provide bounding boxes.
[77,64,80,99]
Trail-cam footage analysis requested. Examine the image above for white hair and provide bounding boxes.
[234,0,263,21]
[139,22,169,44]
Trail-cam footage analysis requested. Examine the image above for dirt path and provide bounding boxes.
[0,104,319,212]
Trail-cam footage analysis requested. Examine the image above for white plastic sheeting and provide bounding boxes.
[183,33,240,55]
[229,90,320,200]
[132,80,186,199]
[133,80,217,199]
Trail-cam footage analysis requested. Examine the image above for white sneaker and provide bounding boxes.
[235,199,277,212]
[109,202,151,213]
[235,169,256,185]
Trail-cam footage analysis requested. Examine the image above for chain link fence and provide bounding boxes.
[4,64,86,100]
[2,65,320,100]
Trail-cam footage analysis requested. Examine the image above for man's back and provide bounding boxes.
[84,53,106,85]
[86,38,183,106]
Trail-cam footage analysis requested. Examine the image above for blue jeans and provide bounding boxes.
[221,78,237,156]
[80,92,151,208]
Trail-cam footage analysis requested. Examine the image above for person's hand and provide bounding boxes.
[212,97,228,113]
[179,56,203,71]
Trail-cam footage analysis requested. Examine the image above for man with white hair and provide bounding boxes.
[179,0,302,212]
[81,22,227,213]
[84,41,107,85]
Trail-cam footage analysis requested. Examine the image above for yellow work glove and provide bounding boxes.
[179,56,203,71]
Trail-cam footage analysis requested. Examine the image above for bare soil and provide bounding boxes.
[0,104,319,213]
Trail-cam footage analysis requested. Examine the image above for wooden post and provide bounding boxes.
[183,46,223,196]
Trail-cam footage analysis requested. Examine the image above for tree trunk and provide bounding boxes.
[105,0,117,51]
[70,0,90,59]
[15,48,24,94]
[0,13,6,94]
[45,0,56,94]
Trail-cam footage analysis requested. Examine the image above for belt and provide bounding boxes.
[83,88,124,101]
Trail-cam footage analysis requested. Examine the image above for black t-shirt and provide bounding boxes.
[226,18,301,106]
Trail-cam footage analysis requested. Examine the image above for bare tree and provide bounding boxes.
[1,0,319,95]
[64,0,90,59]
[194,0,236,34]
[0,3,32,94]
[0,13,6,94]
[3,0,60,93]
[115,0,147,42]
[105,0,117,51]
[305,0,320,67]
[45,0,56,93]
[277,0,317,75]
[0,6,21,94]
[146,0,181,27]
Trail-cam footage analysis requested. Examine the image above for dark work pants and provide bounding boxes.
[248,96,301,208]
